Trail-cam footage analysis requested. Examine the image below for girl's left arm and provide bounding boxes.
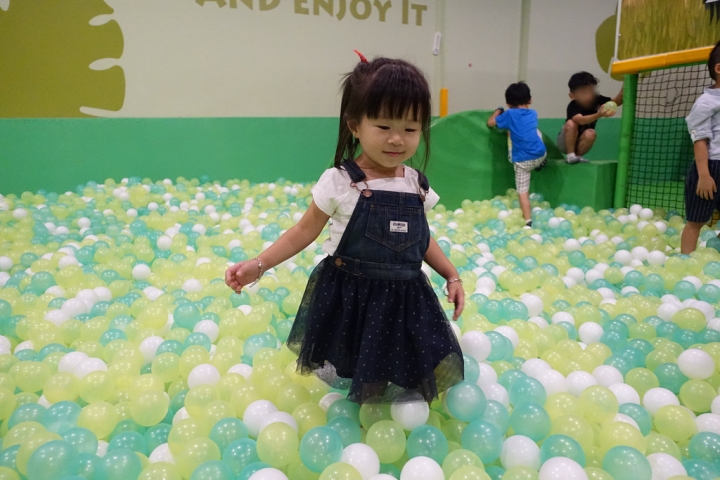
[425,237,465,320]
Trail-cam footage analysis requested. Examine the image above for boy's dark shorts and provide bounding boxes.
[685,160,720,223]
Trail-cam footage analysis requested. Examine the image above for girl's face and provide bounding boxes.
[350,113,422,169]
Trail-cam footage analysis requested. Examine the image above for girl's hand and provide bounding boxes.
[447,281,465,321]
[224,260,260,293]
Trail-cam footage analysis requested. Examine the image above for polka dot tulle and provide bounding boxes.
[287,257,464,404]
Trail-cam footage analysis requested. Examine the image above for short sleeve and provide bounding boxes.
[597,95,612,107]
[424,187,440,212]
[686,95,715,142]
[567,101,582,119]
[495,111,510,129]
[311,168,346,216]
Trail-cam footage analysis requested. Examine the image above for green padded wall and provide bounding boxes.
[426,110,617,211]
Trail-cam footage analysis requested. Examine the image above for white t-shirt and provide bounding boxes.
[312,166,440,256]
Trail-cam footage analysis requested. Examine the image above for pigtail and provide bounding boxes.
[334,57,372,168]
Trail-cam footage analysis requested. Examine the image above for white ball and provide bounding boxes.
[390,398,430,431]
[13,340,33,354]
[227,364,253,379]
[654,221,668,234]
[639,208,653,220]
[538,457,588,480]
[149,443,175,464]
[0,336,10,353]
[370,476,398,480]
[93,286,112,302]
[342,443,381,480]
[182,279,203,292]
[696,413,720,435]
[677,348,715,379]
[528,316,549,329]
[629,204,642,215]
[520,294,544,317]
[44,310,70,327]
[173,407,190,424]
[566,371,598,397]
[566,267,585,283]
[536,370,567,396]
[500,435,541,470]
[257,411,298,434]
[0,256,12,271]
[578,322,604,344]
[249,469,288,480]
[139,336,165,364]
[243,400,278,437]
[476,363,498,388]
[608,383,641,405]
[521,359,551,378]
[592,365,623,387]
[564,239,581,252]
[614,414,640,431]
[74,358,108,379]
[481,383,509,408]
[613,250,632,266]
[712,395,720,415]
[319,392,344,411]
[188,364,221,388]
[400,456,444,480]
[647,251,666,266]
[58,351,89,373]
[61,298,88,318]
[132,264,151,280]
[460,331,492,362]
[494,326,519,348]
[647,453,686,480]
[551,311,575,326]
[562,276,577,289]
[657,303,681,322]
[548,217,562,228]
[193,320,219,343]
[96,441,108,458]
[631,246,649,262]
[585,269,603,285]
[643,388,680,415]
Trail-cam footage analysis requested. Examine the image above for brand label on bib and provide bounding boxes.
[390,221,408,233]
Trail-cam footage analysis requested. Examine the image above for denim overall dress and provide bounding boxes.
[286,160,464,404]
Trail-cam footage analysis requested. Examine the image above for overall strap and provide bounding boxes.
[341,160,367,184]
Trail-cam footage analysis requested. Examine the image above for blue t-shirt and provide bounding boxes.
[495,108,547,162]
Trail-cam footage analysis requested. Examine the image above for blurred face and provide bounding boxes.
[350,113,422,169]
[570,85,597,108]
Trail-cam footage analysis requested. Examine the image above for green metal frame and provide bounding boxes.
[613,73,638,209]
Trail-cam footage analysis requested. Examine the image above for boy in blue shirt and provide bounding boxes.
[681,41,720,254]
[488,82,547,226]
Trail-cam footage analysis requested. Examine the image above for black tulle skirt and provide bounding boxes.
[286,257,464,404]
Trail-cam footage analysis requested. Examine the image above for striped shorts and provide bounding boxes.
[513,155,546,194]
[685,159,720,223]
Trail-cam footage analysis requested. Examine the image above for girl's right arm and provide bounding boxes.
[225,202,330,291]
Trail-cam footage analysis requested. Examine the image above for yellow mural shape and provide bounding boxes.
[595,12,623,81]
[0,0,125,118]
[618,0,720,61]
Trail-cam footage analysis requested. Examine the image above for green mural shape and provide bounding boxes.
[596,12,623,81]
[0,0,125,118]
[618,0,719,61]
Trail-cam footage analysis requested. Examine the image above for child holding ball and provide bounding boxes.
[681,41,720,254]
[225,54,464,404]
[487,82,547,227]
[557,71,623,164]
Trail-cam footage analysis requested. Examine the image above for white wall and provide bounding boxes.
[524,0,622,118]
[90,0,618,119]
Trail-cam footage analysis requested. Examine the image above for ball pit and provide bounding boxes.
[0,177,719,480]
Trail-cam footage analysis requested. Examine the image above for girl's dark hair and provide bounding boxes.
[334,57,432,171]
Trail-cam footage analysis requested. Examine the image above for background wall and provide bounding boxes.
[0,0,624,195]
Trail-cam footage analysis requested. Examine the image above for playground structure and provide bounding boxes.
[426,110,618,211]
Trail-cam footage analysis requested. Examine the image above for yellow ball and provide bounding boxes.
[168,418,210,454]
[654,405,697,442]
[43,372,80,403]
[0,466,20,480]
[0,388,17,421]
[292,402,327,437]
[10,361,51,393]
[550,414,594,451]
[175,437,221,478]
[16,431,62,475]
[77,402,118,439]
[185,385,220,418]
[599,421,646,454]
[2,422,46,449]
[579,386,618,424]
[256,422,299,468]
[449,466,492,480]
[138,462,182,480]
[79,371,115,403]
[151,353,181,383]
[130,390,169,427]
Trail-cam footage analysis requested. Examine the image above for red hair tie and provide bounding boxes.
[354,50,368,63]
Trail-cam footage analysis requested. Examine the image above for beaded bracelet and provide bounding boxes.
[443,277,462,296]
[247,257,264,287]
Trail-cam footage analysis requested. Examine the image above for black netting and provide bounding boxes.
[625,64,710,215]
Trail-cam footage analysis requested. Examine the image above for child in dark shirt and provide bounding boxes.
[557,72,623,164]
